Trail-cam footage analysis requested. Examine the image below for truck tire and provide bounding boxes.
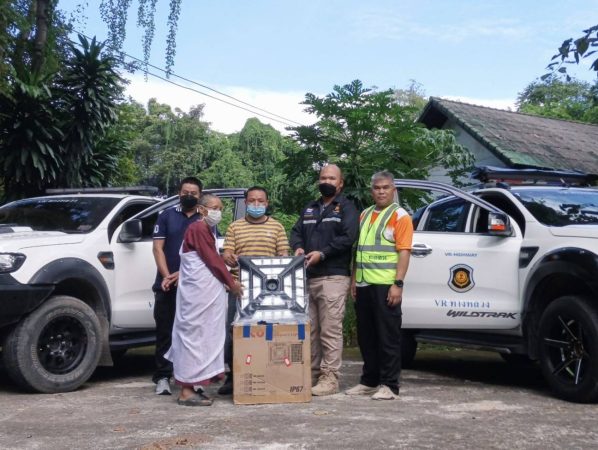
[2,295,102,393]
[538,295,598,403]
[401,330,418,369]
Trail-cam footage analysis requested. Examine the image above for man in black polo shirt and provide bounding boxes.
[290,164,359,396]
[152,177,202,395]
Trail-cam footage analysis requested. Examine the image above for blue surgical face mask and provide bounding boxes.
[247,205,266,218]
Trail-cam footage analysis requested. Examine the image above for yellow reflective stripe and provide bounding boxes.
[374,204,399,245]
[358,245,396,252]
[359,205,376,228]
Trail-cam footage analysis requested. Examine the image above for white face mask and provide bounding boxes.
[204,209,222,227]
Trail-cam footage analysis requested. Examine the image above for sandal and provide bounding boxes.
[177,391,213,407]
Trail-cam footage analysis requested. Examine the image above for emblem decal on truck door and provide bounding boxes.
[448,264,474,293]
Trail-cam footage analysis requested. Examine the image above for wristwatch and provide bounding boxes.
[319,251,326,261]
[394,279,404,288]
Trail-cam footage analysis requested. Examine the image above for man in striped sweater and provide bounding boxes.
[218,186,290,395]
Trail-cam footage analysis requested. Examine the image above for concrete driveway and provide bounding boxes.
[1,347,597,450]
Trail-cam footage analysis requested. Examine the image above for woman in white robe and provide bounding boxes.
[164,194,241,406]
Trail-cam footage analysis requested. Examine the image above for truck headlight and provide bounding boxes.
[0,253,26,273]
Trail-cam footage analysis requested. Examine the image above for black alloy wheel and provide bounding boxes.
[538,296,598,403]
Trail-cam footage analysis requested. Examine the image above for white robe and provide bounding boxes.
[165,244,227,385]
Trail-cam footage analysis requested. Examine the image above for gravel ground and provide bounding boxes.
[1,347,597,450]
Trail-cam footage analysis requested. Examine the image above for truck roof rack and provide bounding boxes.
[45,186,159,195]
[471,166,598,187]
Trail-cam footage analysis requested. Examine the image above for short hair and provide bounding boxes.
[370,170,395,187]
[244,186,268,200]
[199,193,219,207]
[179,176,203,192]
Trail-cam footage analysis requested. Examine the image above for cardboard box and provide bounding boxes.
[233,323,311,405]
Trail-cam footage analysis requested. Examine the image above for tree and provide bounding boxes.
[517,77,598,123]
[56,36,125,186]
[0,35,125,199]
[283,80,474,210]
[393,80,428,120]
[2,0,70,82]
[99,0,182,74]
[234,118,292,208]
[546,25,598,80]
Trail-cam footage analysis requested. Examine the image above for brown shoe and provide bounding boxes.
[311,372,339,396]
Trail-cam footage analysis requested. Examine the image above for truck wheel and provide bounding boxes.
[2,295,102,393]
[538,296,598,403]
[401,330,418,369]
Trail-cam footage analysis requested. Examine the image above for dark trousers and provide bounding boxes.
[223,292,237,376]
[152,289,177,383]
[355,284,402,394]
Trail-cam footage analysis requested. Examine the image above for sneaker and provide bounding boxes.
[218,375,233,396]
[155,378,171,395]
[311,372,339,396]
[345,383,379,396]
[371,385,399,400]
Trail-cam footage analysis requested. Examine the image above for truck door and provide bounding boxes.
[402,196,523,329]
[110,193,246,329]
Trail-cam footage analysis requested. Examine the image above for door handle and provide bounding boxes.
[411,243,432,257]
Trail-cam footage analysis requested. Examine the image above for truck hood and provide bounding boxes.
[549,226,598,239]
[0,231,84,252]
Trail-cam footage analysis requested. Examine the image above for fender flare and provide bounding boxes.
[29,258,111,319]
[524,247,598,312]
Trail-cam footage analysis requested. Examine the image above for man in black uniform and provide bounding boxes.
[152,177,202,395]
[290,164,359,396]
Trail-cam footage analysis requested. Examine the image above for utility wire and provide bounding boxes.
[135,67,297,127]
[70,29,305,127]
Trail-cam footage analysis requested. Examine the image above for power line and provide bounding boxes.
[70,29,305,127]
[135,67,297,127]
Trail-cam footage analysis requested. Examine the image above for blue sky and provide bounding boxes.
[60,0,598,132]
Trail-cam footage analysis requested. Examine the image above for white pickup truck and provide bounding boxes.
[398,167,598,403]
[0,188,245,393]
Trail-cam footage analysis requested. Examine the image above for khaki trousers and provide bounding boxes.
[308,275,350,379]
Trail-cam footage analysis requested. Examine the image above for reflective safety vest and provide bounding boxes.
[355,203,399,285]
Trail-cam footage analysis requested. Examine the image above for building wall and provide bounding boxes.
[428,119,507,185]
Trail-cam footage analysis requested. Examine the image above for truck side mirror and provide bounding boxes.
[119,219,142,243]
[487,212,512,236]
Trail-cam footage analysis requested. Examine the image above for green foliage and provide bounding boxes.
[99,0,182,74]
[127,99,213,194]
[284,80,474,211]
[546,25,598,80]
[235,118,294,209]
[0,35,126,200]
[57,36,124,186]
[516,77,598,124]
[270,211,299,240]
[0,74,63,198]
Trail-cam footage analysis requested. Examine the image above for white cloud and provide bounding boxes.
[123,74,315,134]
[351,10,531,43]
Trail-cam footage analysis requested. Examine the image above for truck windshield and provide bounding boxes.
[514,188,598,226]
[0,197,122,233]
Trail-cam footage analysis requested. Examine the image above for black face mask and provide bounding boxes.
[318,183,337,198]
[180,194,199,210]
